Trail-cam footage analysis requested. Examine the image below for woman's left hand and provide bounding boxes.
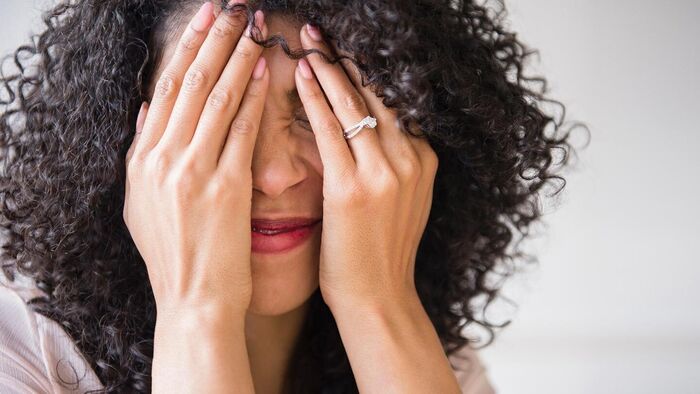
[295,24,439,311]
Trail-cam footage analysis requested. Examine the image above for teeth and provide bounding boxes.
[252,222,315,235]
[252,227,288,235]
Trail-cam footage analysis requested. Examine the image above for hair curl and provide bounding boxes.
[0,0,587,392]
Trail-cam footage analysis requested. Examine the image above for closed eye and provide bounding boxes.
[293,110,313,132]
[287,88,313,132]
[295,118,311,130]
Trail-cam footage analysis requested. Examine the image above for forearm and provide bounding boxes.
[152,303,254,394]
[330,294,462,394]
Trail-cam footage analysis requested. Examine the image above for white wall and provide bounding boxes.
[1,1,698,393]
[476,1,700,393]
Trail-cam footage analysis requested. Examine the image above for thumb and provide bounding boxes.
[124,101,148,225]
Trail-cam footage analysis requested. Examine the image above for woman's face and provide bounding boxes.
[153,14,323,316]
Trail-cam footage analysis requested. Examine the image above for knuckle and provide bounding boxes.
[207,177,232,200]
[374,169,400,195]
[230,118,255,135]
[154,73,178,99]
[183,67,208,92]
[128,150,146,169]
[179,151,204,175]
[125,164,141,186]
[209,173,251,203]
[169,165,198,195]
[211,21,235,38]
[178,29,200,52]
[316,117,339,135]
[147,150,172,182]
[341,90,365,111]
[207,87,234,110]
[415,140,439,175]
[208,176,232,196]
[122,208,130,228]
[178,146,206,177]
[426,147,439,171]
[402,156,422,180]
[232,46,254,61]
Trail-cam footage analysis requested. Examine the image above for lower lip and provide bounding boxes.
[251,221,320,254]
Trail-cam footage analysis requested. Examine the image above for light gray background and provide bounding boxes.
[1,1,698,393]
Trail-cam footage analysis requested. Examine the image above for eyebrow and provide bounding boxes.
[285,87,302,107]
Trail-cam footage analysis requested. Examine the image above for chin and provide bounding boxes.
[247,279,319,316]
[247,236,321,316]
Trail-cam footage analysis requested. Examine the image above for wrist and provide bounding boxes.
[152,300,254,393]
[156,300,247,333]
[326,287,423,319]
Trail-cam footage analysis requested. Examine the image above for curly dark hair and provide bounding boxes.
[0,0,587,392]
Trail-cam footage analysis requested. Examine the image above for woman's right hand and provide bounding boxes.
[123,2,269,317]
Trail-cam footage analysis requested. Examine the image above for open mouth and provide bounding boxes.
[252,226,301,235]
[251,218,322,234]
[250,219,322,254]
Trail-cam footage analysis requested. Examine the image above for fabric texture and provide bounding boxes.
[0,275,495,393]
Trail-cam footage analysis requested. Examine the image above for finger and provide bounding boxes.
[216,56,269,176]
[333,46,400,130]
[156,1,251,153]
[190,10,267,169]
[406,138,439,260]
[334,47,438,268]
[124,101,149,225]
[135,1,215,156]
[408,172,436,269]
[299,24,386,171]
[295,58,355,180]
[334,46,423,184]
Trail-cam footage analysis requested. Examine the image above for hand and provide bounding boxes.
[294,24,439,311]
[123,4,269,315]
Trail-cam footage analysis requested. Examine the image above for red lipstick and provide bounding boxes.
[250,217,321,254]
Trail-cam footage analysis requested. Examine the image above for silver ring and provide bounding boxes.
[343,115,377,139]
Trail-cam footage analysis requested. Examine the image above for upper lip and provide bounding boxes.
[251,217,322,230]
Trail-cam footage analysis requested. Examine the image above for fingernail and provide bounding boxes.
[298,58,313,79]
[252,56,266,80]
[255,10,264,29]
[306,24,322,41]
[246,10,264,38]
[191,2,214,32]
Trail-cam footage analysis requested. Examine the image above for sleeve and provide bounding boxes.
[0,284,54,394]
[0,279,105,394]
[449,344,497,394]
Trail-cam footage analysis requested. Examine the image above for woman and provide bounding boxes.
[0,0,581,392]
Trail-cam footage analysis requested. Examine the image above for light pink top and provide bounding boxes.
[0,275,495,393]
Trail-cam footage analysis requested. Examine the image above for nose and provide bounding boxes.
[251,124,306,199]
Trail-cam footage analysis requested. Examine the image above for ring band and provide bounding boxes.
[343,115,377,139]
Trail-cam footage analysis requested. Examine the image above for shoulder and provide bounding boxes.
[447,343,496,394]
[0,275,104,393]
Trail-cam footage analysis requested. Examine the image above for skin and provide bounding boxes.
[124,1,460,393]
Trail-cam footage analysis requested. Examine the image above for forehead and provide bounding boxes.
[150,13,304,107]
